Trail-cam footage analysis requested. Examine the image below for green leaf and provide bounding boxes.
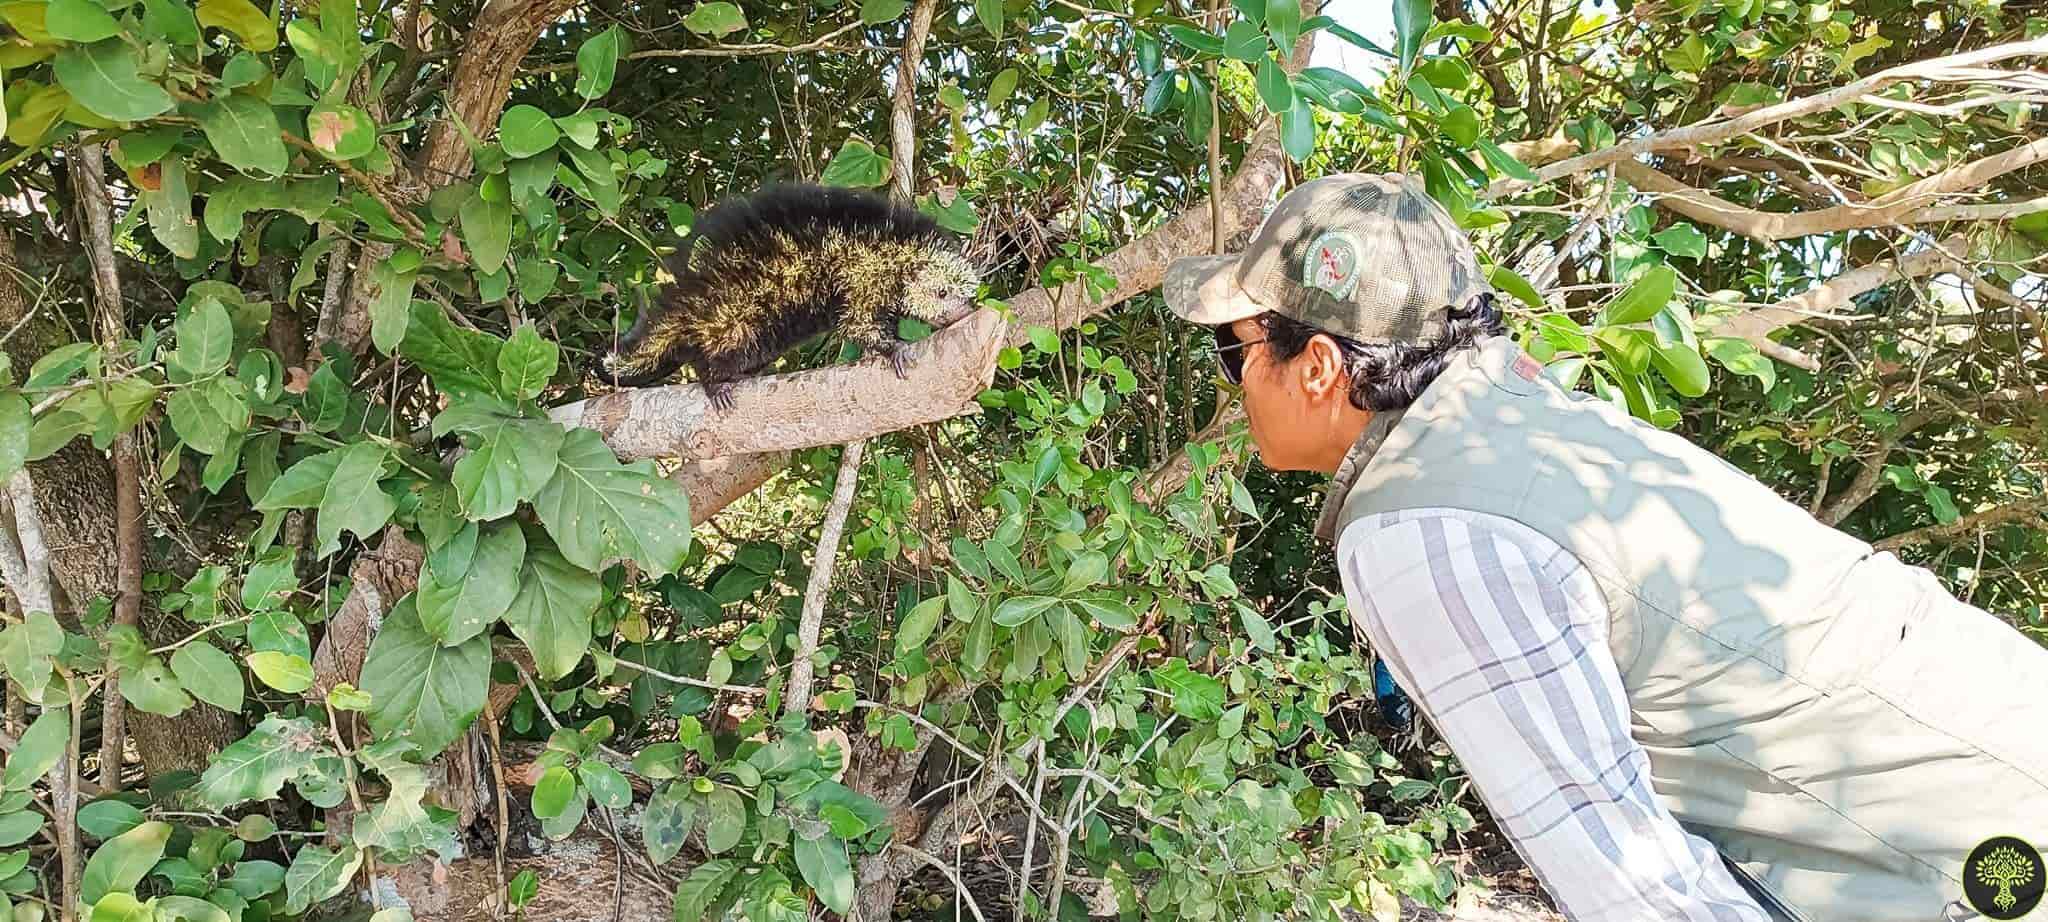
[987,67,1020,109]
[1,707,67,791]
[531,765,575,818]
[1478,138,1539,182]
[142,154,202,259]
[76,800,145,839]
[241,548,297,610]
[673,860,742,922]
[992,595,1060,627]
[1923,485,1960,524]
[1440,104,1480,146]
[1603,265,1678,325]
[681,1,745,37]
[119,660,192,716]
[562,144,621,215]
[895,595,944,656]
[1652,223,1710,261]
[820,138,891,189]
[575,25,623,98]
[502,544,598,680]
[417,520,525,644]
[1264,0,1300,51]
[198,94,288,177]
[1704,338,1775,392]
[1255,57,1293,113]
[196,0,275,49]
[224,860,285,899]
[361,596,490,753]
[194,716,322,809]
[643,782,698,865]
[1650,344,1711,398]
[47,0,120,42]
[81,821,170,904]
[220,52,267,88]
[1487,265,1543,308]
[155,896,230,922]
[256,449,341,511]
[507,869,539,907]
[794,834,853,915]
[1392,0,1431,71]
[315,442,395,557]
[282,845,361,915]
[498,105,559,159]
[399,297,505,400]
[305,103,376,160]
[1280,100,1315,161]
[90,892,152,922]
[1020,96,1050,134]
[1163,24,1224,55]
[246,651,314,693]
[1223,20,1265,60]
[973,0,1000,35]
[170,298,233,379]
[166,378,249,456]
[1050,603,1087,677]
[461,174,514,274]
[532,428,692,576]
[1069,596,1136,631]
[1152,658,1224,720]
[859,0,904,22]
[1595,327,1653,376]
[701,787,745,854]
[579,761,632,809]
[498,324,559,400]
[170,642,244,712]
[0,811,44,847]
[55,40,174,122]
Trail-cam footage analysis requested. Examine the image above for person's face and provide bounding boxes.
[1222,317,1366,473]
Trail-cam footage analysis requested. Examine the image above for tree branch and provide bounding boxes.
[1614,135,2048,242]
[1874,500,2047,551]
[783,441,864,718]
[1816,408,1943,525]
[1485,37,2048,199]
[1707,235,1970,347]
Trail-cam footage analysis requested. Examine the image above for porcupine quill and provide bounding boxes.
[594,183,981,411]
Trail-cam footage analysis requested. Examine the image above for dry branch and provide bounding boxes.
[1485,37,2048,199]
[1875,500,2047,551]
[1615,136,2048,242]
[1708,235,1971,347]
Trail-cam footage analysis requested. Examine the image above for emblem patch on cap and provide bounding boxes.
[1302,230,1362,300]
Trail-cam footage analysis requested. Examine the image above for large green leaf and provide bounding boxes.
[119,660,192,716]
[575,25,623,99]
[460,174,513,274]
[54,40,173,121]
[1603,265,1678,325]
[305,102,376,160]
[81,821,170,903]
[562,140,621,216]
[140,155,200,259]
[673,860,742,922]
[166,377,249,455]
[681,1,745,36]
[369,263,416,355]
[991,595,1059,627]
[194,717,323,809]
[360,597,489,753]
[1263,0,1300,52]
[894,595,944,656]
[819,139,890,189]
[416,519,525,644]
[170,300,234,380]
[502,544,600,680]
[0,811,45,847]
[1392,0,1431,71]
[198,94,288,177]
[435,404,564,522]
[155,897,231,922]
[497,105,559,159]
[246,651,314,693]
[1255,57,1292,114]
[532,428,692,576]
[169,642,244,713]
[350,765,459,861]
[498,323,559,400]
[399,292,505,400]
[282,845,361,915]
[1152,658,1224,721]
[642,782,697,865]
[196,0,276,50]
[793,833,853,915]
[314,442,395,558]
[255,449,342,511]
[701,787,745,854]
[1,707,67,791]
[1650,344,1712,398]
[47,0,120,42]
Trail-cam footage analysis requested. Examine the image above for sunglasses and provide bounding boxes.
[1212,325,1269,386]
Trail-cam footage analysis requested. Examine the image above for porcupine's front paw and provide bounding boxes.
[706,381,737,412]
[887,347,912,380]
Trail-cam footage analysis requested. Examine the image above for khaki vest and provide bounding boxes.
[1334,337,2048,921]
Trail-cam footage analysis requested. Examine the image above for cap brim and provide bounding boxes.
[1163,254,1265,325]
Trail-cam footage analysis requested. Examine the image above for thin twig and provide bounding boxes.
[785,440,867,717]
[891,844,991,922]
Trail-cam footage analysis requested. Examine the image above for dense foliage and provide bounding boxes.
[0,0,2041,919]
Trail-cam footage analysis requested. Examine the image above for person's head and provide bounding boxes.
[1163,174,1504,472]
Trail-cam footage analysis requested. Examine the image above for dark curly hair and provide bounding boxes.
[1254,293,1505,412]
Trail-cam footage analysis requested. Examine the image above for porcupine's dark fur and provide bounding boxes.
[596,183,980,411]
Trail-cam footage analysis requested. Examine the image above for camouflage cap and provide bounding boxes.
[1163,173,1491,344]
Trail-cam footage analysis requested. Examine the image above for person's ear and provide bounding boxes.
[1301,334,1347,401]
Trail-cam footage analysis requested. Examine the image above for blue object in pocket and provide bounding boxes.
[1373,657,1412,729]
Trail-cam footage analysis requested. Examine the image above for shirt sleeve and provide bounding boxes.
[1336,510,1771,922]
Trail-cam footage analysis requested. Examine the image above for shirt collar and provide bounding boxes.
[1314,407,1405,545]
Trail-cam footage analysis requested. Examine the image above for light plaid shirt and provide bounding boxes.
[1336,506,1775,922]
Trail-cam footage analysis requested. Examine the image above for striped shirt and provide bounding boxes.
[1336,507,1774,922]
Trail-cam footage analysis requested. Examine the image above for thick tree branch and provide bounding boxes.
[1614,136,2048,241]
[1486,37,2048,198]
[1816,408,1943,526]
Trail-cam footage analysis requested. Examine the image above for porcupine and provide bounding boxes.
[595,183,981,411]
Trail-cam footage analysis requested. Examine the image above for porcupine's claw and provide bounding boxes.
[888,348,912,380]
[706,381,737,412]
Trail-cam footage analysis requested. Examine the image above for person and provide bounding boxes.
[1160,172,2048,922]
